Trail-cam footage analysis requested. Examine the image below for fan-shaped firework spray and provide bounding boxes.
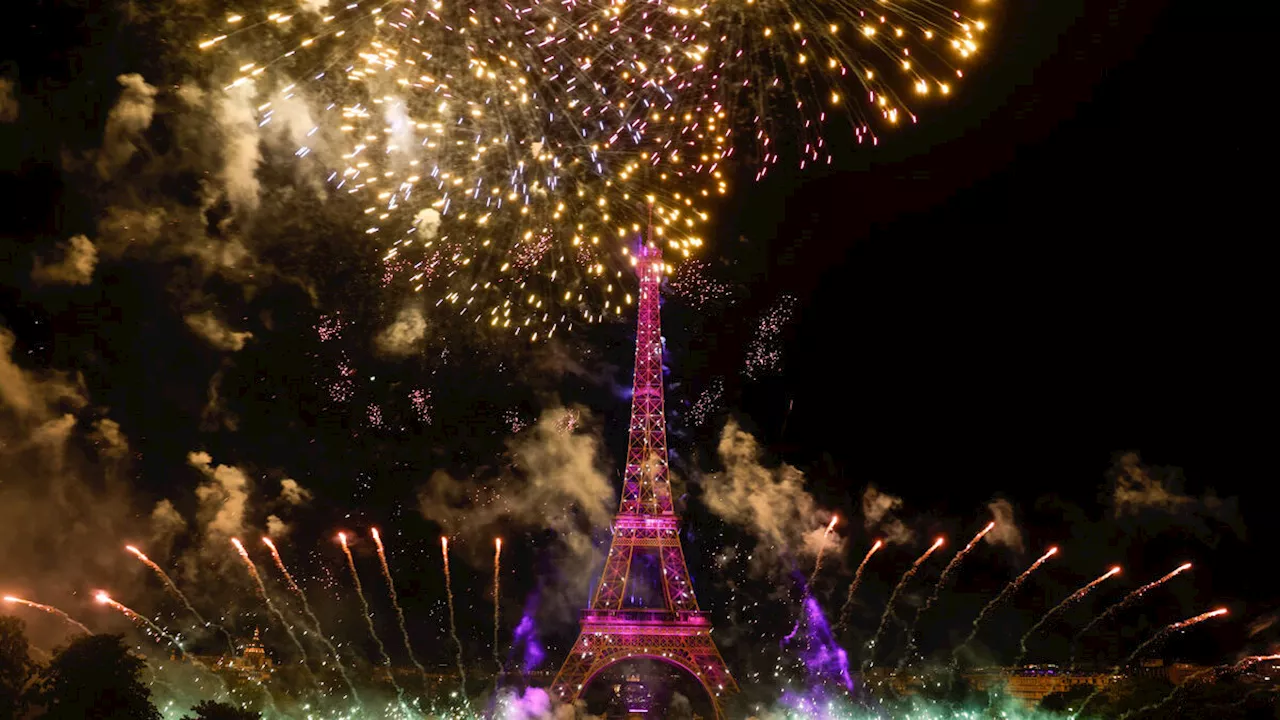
[3,595,91,634]
[441,535,468,700]
[954,545,1059,663]
[899,521,995,667]
[865,536,944,669]
[262,537,361,704]
[231,538,316,680]
[493,537,503,673]
[371,528,428,684]
[1016,565,1120,665]
[1074,608,1228,718]
[835,539,883,632]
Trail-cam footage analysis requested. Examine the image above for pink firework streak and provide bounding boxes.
[866,537,945,668]
[1018,565,1121,663]
[955,546,1059,660]
[4,596,90,634]
[835,539,884,632]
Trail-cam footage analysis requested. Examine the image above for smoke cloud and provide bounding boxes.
[419,406,614,621]
[0,77,17,122]
[187,450,252,542]
[375,307,428,356]
[216,83,263,213]
[97,74,157,178]
[184,311,254,352]
[31,234,98,285]
[984,498,1024,553]
[701,419,838,574]
[265,514,289,538]
[861,485,913,545]
[278,478,313,506]
[1108,450,1244,540]
[414,207,442,240]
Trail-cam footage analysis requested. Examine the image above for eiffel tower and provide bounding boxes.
[550,226,738,718]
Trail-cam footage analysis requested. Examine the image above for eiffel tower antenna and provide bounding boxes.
[551,223,738,717]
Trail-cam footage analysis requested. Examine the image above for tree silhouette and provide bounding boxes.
[0,616,35,720]
[32,634,159,720]
[180,700,261,720]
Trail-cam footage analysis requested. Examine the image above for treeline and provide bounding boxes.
[1,615,258,720]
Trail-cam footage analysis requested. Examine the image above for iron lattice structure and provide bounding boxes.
[551,233,738,718]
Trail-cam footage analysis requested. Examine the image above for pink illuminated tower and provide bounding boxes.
[550,224,738,717]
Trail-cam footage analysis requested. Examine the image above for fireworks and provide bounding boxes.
[441,535,468,699]
[805,515,840,590]
[866,536,944,668]
[955,545,1059,662]
[231,538,315,677]
[1075,562,1193,647]
[3,595,91,634]
[94,590,184,653]
[263,536,361,703]
[193,0,989,338]
[744,295,798,379]
[1016,565,1121,665]
[835,539,883,632]
[493,537,503,673]
[125,544,226,649]
[370,528,429,682]
[900,521,996,668]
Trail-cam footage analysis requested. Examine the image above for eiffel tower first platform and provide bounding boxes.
[550,231,739,717]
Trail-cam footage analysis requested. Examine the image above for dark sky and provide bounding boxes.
[0,0,1272,681]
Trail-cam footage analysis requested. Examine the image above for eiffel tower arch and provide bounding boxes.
[551,228,738,718]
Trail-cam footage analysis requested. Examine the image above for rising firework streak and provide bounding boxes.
[866,537,944,670]
[900,521,996,668]
[955,546,1059,663]
[835,540,883,632]
[1017,565,1120,664]
[441,536,468,701]
[3,595,91,634]
[371,528,429,684]
[338,532,410,713]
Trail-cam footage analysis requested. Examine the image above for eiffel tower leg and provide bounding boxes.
[551,628,739,719]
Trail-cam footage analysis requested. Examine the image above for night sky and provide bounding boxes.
[0,0,1272,697]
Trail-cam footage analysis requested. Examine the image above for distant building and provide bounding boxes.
[967,667,1115,706]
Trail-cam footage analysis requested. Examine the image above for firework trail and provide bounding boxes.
[493,537,503,674]
[954,546,1059,663]
[370,528,429,682]
[864,537,944,670]
[441,536,469,701]
[339,534,412,716]
[3,596,91,634]
[231,539,316,677]
[1075,562,1192,646]
[1016,565,1121,665]
[806,515,840,592]
[835,540,883,632]
[94,591,184,654]
[263,537,361,705]
[1119,654,1280,720]
[1074,608,1228,718]
[899,522,995,668]
[125,545,234,653]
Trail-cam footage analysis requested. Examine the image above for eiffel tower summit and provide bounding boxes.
[551,223,739,717]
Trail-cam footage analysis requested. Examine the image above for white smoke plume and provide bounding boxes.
[96,74,157,178]
[420,406,614,621]
[298,0,331,15]
[149,499,187,546]
[414,207,442,240]
[184,311,254,352]
[984,498,1024,553]
[1111,451,1195,515]
[91,418,129,460]
[375,307,428,356]
[0,77,17,122]
[188,450,252,541]
[217,83,263,213]
[279,478,313,505]
[32,234,98,285]
[861,485,913,545]
[265,514,289,538]
[0,328,86,419]
[702,419,838,574]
